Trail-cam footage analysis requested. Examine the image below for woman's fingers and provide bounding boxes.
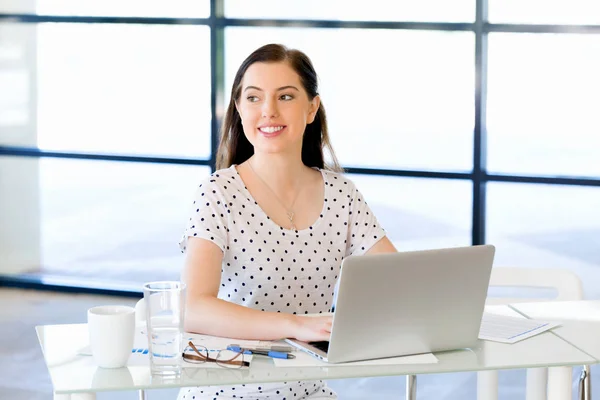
[293,314,334,342]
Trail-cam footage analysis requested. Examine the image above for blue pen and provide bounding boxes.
[227,345,295,359]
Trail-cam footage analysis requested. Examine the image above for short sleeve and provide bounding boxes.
[179,177,229,253]
[345,183,386,257]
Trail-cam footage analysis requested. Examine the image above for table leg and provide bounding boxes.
[547,366,572,400]
[477,370,498,400]
[406,375,417,400]
[526,367,548,400]
[578,365,591,400]
[584,365,591,400]
[138,389,147,400]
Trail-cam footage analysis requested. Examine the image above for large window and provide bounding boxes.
[1,1,599,299]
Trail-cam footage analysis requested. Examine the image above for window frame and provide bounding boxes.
[1,0,599,293]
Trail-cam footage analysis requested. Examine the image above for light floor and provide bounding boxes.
[0,288,595,400]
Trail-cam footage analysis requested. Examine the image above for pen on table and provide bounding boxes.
[227,345,296,359]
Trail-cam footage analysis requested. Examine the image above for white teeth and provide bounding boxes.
[259,126,284,134]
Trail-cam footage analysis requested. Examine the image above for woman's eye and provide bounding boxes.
[246,96,259,102]
[280,94,293,101]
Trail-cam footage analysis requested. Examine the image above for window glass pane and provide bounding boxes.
[225,0,474,22]
[489,0,600,24]
[1,0,210,18]
[0,23,33,141]
[0,157,209,285]
[226,28,475,172]
[487,33,600,177]
[0,68,28,128]
[487,182,600,299]
[34,23,211,158]
[347,174,472,250]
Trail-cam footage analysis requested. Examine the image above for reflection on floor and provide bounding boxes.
[1,288,594,400]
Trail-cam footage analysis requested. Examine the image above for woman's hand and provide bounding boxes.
[292,314,333,342]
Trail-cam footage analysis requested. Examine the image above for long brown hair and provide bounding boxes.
[216,44,343,172]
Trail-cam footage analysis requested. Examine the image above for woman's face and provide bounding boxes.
[236,61,320,157]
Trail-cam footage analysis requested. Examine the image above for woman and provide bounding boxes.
[178,43,396,400]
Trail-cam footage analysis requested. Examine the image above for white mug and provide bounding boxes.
[88,305,135,368]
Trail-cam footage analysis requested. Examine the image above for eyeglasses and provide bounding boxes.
[182,341,250,369]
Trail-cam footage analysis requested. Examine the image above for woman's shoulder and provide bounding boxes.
[320,168,358,191]
[196,165,241,193]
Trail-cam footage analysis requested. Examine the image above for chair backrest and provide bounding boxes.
[135,298,146,324]
[486,267,584,305]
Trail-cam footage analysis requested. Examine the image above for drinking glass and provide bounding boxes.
[143,281,186,375]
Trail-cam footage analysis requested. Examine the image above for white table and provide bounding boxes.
[36,306,598,400]
[511,300,600,400]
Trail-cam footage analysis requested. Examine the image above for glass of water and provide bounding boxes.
[143,281,186,376]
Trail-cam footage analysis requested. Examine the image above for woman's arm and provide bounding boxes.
[182,237,331,341]
[366,236,397,255]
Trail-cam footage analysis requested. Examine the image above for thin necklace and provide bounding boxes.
[247,161,302,230]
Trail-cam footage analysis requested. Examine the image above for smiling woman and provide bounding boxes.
[217,43,341,172]
[177,43,397,400]
[236,62,320,157]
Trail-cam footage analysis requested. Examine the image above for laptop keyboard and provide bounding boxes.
[308,341,330,353]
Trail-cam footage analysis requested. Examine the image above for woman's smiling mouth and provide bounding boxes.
[258,125,286,137]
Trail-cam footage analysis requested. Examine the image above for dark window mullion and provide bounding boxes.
[220,18,474,32]
[209,0,226,172]
[0,13,210,25]
[486,23,600,34]
[473,0,489,246]
[0,146,211,166]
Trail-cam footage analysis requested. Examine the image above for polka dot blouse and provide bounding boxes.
[178,165,386,400]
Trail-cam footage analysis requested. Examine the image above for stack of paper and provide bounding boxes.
[479,312,561,344]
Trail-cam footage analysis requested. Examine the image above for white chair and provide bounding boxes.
[478,267,585,400]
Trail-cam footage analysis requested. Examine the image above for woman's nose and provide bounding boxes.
[261,98,279,118]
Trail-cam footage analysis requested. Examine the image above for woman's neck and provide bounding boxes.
[246,154,310,195]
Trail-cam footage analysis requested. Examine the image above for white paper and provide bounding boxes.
[273,350,437,367]
[479,312,561,344]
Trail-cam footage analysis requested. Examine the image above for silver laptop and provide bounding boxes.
[285,245,495,363]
